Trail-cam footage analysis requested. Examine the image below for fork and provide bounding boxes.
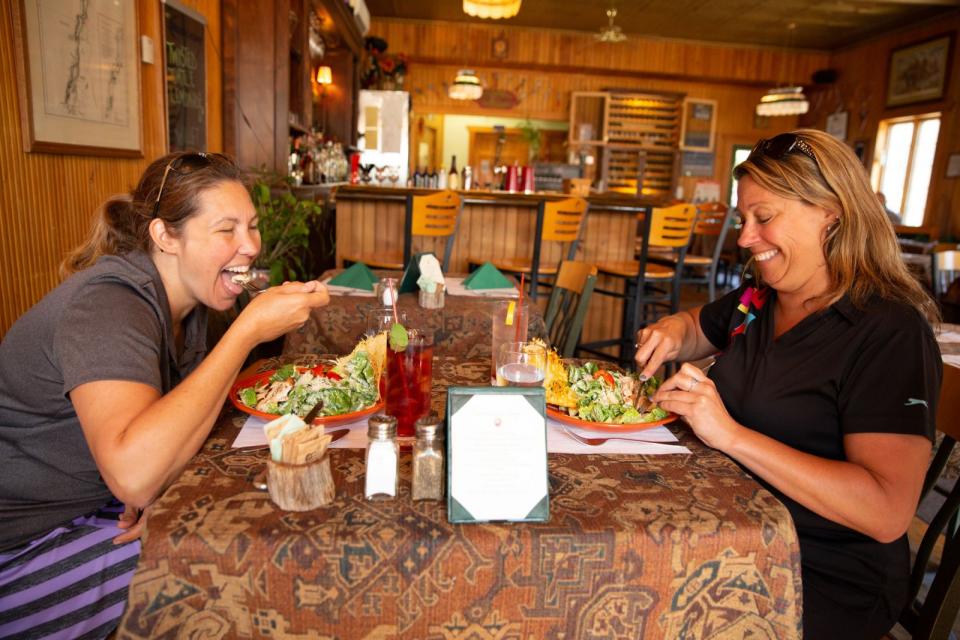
[237,277,265,294]
[560,426,684,448]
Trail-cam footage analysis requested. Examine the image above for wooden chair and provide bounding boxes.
[342,190,462,272]
[577,203,698,366]
[932,250,960,299]
[468,197,588,300]
[543,261,598,358]
[898,363,960,639]
[658,202,736,303]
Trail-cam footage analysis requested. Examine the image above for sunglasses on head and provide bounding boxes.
[748,133,818,166]
[152,152,229,219]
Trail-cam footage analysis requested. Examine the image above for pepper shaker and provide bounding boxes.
[412,414,444,501]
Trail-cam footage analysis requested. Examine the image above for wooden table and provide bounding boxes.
[117,291,803,639]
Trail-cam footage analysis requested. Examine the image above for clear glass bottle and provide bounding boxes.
[365,415,399,500]
[412,414,444,501]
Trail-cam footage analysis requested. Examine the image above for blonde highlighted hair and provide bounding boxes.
[734,128,939,322]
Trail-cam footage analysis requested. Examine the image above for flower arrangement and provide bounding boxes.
[361,36,408,90]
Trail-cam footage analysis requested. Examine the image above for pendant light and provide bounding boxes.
[448,69,484,101]
[755,23,809,117]
[462,0,521,19]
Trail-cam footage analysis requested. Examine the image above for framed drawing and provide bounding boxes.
[11,0,142,157]
[163,0,207,152]
[886,34,953,108]
[680,98,717,152]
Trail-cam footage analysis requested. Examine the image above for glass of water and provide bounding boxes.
[495,341,547,387]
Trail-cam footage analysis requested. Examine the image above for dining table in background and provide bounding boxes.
[117,288,803,639]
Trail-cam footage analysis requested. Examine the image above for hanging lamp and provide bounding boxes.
[755,23,809,117]
[448,69,484,100]
[462,0,521,20]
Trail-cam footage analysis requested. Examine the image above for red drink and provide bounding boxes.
[385,336,434,438]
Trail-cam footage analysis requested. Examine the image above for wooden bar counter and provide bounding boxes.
[333,185,663,357]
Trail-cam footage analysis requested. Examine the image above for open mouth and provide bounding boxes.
[222,265,251,295]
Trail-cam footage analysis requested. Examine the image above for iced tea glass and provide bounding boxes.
[385,328,434,438]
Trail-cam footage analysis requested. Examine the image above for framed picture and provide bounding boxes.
[163,0,207,152]
[11,0,142,156]
[886,34,953,108]
[826,111,848,141]
[947,153,960,179]
[680,98,717,152]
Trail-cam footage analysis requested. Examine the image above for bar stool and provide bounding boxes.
[674,202,736,302]
[342,190,462,271]
[467,196,588,300]
[577,203,698,366]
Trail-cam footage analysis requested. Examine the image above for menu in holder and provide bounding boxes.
[399,251,436,293]
[446,386,549,523]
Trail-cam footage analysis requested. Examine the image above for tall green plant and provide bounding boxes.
[249,181,324,285]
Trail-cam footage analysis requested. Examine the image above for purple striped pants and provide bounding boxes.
[0,501,140,639]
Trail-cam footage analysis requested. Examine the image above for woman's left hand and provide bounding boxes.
[113,504,149,544]
[653,362,741,451]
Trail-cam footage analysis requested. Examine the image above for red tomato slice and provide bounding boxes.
[593,370,615,387]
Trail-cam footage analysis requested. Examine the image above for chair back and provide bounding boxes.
[647,203,698,249]
[933,250,960,298]
[405,190,462,271]
[902,363,960,639]
[544,261,598,358]
[528,197,589,301]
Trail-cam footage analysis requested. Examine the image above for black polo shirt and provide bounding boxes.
[699,284,941,636]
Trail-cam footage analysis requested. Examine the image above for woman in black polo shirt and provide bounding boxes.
[635,129,942,639]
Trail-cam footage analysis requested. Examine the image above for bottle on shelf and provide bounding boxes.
[437,164,448,189]
[447,155,460,190]
[412,166,422,188]
[427,167,437,189]
[461,165,472,190]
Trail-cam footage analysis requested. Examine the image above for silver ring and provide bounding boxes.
[688,378,700,392]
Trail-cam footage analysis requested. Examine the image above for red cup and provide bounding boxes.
[505,165,520,193]
[521,166,535,193]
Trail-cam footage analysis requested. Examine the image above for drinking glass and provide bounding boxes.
[385,328,434,438]
[376,165,388,186]
[365,309,406,338]
[387,166,400,186]
[496,341,547,387]
[490,300,531,384]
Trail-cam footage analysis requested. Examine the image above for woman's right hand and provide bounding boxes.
[235,280,330,345]
[633,315,688,381]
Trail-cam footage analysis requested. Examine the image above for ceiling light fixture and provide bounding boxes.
[462,0,521,20]
[448,69,484,100]
[756,23,809,117]
[595,7,627,43]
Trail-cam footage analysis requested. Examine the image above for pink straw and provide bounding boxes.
[391,285,399,324]
[515,273,525,342]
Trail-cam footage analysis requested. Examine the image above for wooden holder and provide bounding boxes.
[266,454,335,511]
[419,284,445,309]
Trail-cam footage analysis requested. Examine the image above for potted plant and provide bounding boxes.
[249,177,326,285]
[520,119,542,163]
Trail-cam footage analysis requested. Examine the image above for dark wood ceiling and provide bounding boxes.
[365,0,960,50]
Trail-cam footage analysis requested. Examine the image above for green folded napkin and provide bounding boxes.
[328,262,379,291]
[463,262,514,290]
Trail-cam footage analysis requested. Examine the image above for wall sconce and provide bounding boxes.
[316,65,333,90]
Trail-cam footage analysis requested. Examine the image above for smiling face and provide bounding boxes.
[155,180,261,316]
[736,175,836,299]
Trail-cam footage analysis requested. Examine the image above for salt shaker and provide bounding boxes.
[376,277,399,307]
[365,415,399,500]
[412,414,444,501]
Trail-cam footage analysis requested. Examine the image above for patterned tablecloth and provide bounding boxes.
[118,293,803,639]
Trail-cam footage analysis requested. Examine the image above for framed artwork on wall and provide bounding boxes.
[11,0,142,157]
[163,0,207,152]
[680,98,717,152]
[886,34,953,108]
[826,111,848,141]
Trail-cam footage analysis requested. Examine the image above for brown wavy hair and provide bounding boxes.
[60,152,244,277]
[733,128,939,322]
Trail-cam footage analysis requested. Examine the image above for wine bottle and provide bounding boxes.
[437,164,448,189]
[447,155,460,190]
[412,166,422,188]
[461,165,472,190]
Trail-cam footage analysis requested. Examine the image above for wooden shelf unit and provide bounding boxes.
[569,90,682,199]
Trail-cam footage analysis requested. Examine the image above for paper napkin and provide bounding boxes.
[463,262,514,290]
[328,262,379,291]
[417,254,445,293]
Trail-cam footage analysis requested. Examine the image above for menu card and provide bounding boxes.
[446,386,549,523]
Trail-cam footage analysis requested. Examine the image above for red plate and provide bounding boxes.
[547,406,678,433]
[229,367,383,427]
[546,357,677,433]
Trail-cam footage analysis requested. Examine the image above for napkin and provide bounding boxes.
[328,262,379,291]
[463,262,513,290]
[416,254,445,293]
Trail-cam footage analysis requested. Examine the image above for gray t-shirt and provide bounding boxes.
[0,251,207,551]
